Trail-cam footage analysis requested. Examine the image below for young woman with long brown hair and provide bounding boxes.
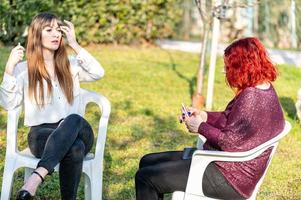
[0,12,104,200]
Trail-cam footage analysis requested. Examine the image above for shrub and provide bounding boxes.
[0,0,183,45]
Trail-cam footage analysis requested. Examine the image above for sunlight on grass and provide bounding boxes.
[0,45,300,199]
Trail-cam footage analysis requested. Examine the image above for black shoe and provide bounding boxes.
[16,190,33,200]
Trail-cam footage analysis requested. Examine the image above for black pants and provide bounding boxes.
[135,151,244,200]
[28,114,94,200]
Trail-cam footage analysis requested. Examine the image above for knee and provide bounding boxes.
[66,140,85,162]
[135,167,159,191]
[65,114,83,123]
[139,153,154,168]
[135,168,147,183]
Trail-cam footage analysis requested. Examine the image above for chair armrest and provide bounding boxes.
[79,89,111,163]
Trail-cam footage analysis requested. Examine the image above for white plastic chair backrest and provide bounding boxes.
[248,120,291,199]
[78,89,110,162]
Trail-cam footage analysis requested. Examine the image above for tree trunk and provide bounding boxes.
[205,6,220,111]
[192,25,209,108]
[183,0,191,40]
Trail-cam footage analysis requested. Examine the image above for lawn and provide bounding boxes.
[0,45,300,199]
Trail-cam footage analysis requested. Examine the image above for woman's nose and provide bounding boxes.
[53,31,61,38]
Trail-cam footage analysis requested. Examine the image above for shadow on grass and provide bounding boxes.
[164,50,196,100]
[110,100,192,151]
[280,96,297,120]
[102,150,113,200]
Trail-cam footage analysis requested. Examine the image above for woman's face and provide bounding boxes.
[41,19,62,51]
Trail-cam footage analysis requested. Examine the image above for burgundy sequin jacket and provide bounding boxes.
[198,85,285,198]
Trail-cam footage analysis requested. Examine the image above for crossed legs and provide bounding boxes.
[22,114,94,199]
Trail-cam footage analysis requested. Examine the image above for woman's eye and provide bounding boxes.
[46,29,52,32]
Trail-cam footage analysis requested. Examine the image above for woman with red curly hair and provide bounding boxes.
[135,37,285,200]
[224,37,277,92]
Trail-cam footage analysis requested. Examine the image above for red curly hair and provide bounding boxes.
[224,37,277,93]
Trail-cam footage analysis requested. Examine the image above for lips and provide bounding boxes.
[51,40,59,44]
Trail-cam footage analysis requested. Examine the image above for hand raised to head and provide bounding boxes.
[60,20,77,47]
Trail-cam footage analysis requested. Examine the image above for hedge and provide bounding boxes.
[0,0,183,45]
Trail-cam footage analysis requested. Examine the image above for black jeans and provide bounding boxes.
[135,151,244,200]
[28,114,94,200]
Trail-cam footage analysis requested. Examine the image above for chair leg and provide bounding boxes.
[85,169,102,200]
[84,174,91,200]
[24,168,34,183]
[0,162,15,200]
[90,172,103,200]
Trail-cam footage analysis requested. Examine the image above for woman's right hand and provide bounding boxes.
[179,107,208,123]
[5,43,25,75]
[186,107,208,122]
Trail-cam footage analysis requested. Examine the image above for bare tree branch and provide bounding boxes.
[194,0,212,23]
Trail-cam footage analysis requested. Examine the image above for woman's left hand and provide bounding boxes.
[60,20,78,48]
[184,114,203,133]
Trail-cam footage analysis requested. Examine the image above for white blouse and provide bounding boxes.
[0,48,104,126]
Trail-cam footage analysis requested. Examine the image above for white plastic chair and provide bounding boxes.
[172,121,291,200]
[0,88,110,200]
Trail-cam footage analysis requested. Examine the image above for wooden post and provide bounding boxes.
[205,0,221,111]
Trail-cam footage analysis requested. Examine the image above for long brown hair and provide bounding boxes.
[27,12,74,107]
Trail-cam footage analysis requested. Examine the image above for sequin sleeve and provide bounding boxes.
[198,87,283,151]
[206,111,226,127]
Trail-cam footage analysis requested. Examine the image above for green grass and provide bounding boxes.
[0,45,301,199]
